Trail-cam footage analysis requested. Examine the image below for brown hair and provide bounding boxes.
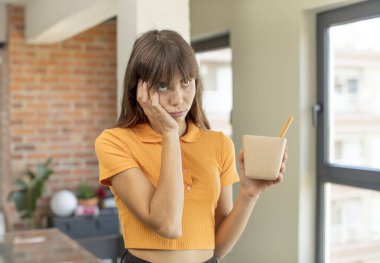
[116,29,210,129]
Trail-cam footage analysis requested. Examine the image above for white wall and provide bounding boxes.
[190,0,365,262]
[190,0,232,40]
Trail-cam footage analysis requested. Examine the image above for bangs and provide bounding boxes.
[136,42,198,87]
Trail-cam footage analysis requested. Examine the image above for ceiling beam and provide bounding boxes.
[25,0,117,44]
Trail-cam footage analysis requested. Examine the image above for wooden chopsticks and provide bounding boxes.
[279,116,294,138]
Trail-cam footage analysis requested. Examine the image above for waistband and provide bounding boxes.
[121,250,218,263]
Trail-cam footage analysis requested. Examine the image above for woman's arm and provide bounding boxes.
[111,132,184,239]
[214,186,259,259]
[214,149,287,259]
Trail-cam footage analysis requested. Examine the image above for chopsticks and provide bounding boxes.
[279,116,294,138]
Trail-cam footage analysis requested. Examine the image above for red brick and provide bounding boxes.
[14,144,36,151]
[12,128,35,135]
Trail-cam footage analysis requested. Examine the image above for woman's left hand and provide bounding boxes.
[238,148,288,198]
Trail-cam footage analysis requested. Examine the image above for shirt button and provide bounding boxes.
[186,185,192,191]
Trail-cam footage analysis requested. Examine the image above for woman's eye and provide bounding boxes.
[182,79,190,87]
[157,83,169,91]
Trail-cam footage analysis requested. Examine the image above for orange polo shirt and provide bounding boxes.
[94,121,240,249]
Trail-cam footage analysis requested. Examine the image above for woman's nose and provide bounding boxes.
[170,86,184,106]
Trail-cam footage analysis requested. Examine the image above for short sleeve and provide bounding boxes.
[220,133,240,186]
[95,130,140,186]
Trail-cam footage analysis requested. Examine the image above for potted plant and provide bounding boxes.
[8,158,54,229]
[76,181,99,207]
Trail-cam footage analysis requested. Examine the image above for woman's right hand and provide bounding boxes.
[136,80,179,135]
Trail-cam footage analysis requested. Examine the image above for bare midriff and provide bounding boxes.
[128,249,215,263]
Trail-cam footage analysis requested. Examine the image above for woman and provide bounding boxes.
[95,29,287,263]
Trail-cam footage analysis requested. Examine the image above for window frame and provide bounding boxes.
[316,1,380,262]
[191,32,229,52]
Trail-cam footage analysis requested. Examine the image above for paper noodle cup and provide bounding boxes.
[243,135,287,180]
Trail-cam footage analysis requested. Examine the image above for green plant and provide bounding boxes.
[76,181,96,199]
[8,158,54,228]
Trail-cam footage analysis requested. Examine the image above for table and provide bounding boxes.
[47,210,124,262]
[47,209,119,239]
[1,228,101,263]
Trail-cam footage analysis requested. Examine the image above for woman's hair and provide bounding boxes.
[116,29,210,129]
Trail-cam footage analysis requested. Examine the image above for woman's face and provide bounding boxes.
[149,73,196,125]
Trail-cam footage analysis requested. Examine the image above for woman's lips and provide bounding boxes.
[169,111,185,118]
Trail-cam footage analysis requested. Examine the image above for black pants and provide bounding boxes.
[121,250,218,263]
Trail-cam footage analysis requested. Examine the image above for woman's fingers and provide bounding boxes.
[136,81,147,111]
[238,149,246,173]
[238,150,245,164]
[151,92,158,106]
[140,81,149,104]
[282,149,288,163]
[136,82,151,119]
[276,173,284,184]
[137,80,150,104]
[137,81,159,115]
[150,91,166,114]
[136,80,142,100]
[238,149,244,161]
[279,148,288,181]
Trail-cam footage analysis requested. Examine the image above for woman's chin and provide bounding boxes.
[172,115,187,124]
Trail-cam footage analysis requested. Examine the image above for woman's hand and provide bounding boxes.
[238,148,288,198]
[136,80,179,135]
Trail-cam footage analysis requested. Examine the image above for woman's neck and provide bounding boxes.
[178,120,187,137]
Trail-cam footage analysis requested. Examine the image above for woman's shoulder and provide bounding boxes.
[199,127,226,136]
[199,127,231,143]
[95,126,134,144]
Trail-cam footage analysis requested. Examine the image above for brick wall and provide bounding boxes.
[3,6,117,229]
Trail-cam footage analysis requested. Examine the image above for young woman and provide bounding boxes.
[95,29,287,263]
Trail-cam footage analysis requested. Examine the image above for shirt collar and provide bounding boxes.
[134,120,200,143]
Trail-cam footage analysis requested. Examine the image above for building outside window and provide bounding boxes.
[317,1,380,262]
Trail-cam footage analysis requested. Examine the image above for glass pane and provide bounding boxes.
[196,48,232,136]
[328,17,380,169]
[325,183,380,263]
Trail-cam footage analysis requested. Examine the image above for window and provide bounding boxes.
[317,1,380,262]
[192,33,233,137]
[346,79,358,94]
